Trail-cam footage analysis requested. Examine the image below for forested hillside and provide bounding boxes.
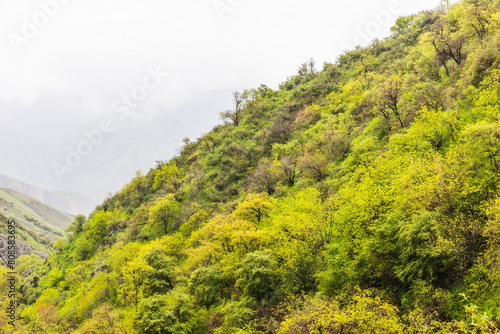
[3,0,500,332]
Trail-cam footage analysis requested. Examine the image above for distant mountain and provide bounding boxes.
[0,188,73,263]
[0,173,104,215]
[0,90,227,205]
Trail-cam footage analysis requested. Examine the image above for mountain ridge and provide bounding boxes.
[0,173,104,215]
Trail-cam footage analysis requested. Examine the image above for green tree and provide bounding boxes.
[235,250,279,302]
[268,188,328,293]
[148,194,180,235]
[142,247,176,296]
[119,256,154,308]
[233,193,274,223]
[67,214,86,235]
[188,266,228,309]
[278,292,404,334]
[134,291,197,334]
[153,163,183,194]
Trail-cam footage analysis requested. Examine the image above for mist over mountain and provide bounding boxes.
[0,90,229,213]
[0,173,99,215]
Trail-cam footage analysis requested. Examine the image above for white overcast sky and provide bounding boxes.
[0,0,443,201]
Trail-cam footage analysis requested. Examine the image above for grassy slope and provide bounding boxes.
[0,188,73,257]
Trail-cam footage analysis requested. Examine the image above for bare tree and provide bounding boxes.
[278,157,298,187]
[251,161,279,195]
[377,75,410,128]
[431,22,466,76]
[467,3,489,39]
[220,91,244,126]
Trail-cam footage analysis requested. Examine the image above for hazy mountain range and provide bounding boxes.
[0,90,228,214]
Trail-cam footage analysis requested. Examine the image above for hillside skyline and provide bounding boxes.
[0,0,442,214]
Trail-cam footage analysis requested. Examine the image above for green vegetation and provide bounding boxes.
[3,0,500,332]
[0,188,72,258]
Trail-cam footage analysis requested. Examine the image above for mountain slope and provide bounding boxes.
[0,173,105,215]
[0,188,72,260]
[8,1,500,333]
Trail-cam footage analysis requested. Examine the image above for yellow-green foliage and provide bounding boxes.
[278,291,404,334]
[15,1,500,332]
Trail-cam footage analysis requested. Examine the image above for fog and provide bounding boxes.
[0,0,442,213]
